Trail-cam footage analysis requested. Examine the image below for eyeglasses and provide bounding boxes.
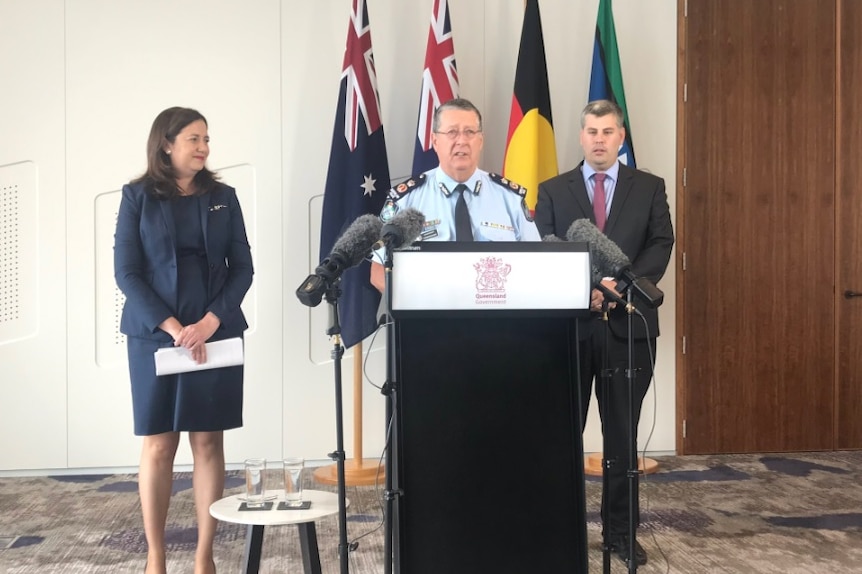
[434,128,483,141]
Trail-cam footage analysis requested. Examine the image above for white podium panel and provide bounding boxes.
[391,241,591,315]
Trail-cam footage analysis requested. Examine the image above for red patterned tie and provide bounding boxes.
[593,173,607,232]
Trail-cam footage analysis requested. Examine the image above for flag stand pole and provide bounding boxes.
[313,342,386,487]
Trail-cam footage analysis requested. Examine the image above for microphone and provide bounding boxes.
[566,219,630,277]
[296,214,383,307]
[541,234,565,242]
[543,231,639,313]
[372,207,425,250]
[593,267,642,315]
[566,219,664,308]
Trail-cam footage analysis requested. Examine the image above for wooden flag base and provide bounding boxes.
[312,458,385,487]
[584,452,659,477]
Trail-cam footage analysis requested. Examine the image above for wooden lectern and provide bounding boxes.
[388,242,591,574]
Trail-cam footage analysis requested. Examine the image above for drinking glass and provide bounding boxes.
[282,457,304,506]
[244,458,267,508]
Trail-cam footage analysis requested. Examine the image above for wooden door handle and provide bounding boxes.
[844,290,862,299]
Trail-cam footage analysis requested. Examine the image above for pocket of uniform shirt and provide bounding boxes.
[479,223,516,241]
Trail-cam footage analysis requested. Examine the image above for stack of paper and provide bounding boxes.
[154,337,244,376]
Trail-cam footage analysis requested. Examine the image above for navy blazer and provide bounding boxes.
[114,180,254,342]
[536,163,674,339]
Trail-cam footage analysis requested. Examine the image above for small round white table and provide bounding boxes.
[209,489,345,574]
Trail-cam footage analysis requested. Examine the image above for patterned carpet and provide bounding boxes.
[1,451,861,573]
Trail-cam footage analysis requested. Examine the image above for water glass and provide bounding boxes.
[283,457,304,506]
[244,458,267,508]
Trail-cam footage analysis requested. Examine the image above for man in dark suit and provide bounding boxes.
[535,99,674,566]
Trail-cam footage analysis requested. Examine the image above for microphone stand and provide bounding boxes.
[599,299,613,574]
[381,243,402,574]
[623,283,640,573]
[322,280,350,574]
[599,300,616,574]
[597,281,642,573]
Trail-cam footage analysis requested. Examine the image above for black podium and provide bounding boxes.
[389,242,591,574]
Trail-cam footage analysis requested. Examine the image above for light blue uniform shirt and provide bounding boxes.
[382,167,541,243]
[581,160,621,220]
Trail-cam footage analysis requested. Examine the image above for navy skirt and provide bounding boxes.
[127,335,244,436]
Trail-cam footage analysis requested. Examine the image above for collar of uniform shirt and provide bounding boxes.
[581,160,621,206]
[435,167,482,197]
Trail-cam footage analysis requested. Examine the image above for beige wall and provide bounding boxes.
[0,0,677,472]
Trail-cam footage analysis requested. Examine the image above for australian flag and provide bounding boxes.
[319,0,391,349]
[412,0,459,175]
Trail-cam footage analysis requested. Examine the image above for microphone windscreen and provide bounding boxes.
[541,234,565,242]
[565,219,631,276]
[331,214,383,267]
[383,207,425,248]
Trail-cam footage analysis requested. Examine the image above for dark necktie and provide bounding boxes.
[454,183,473,241]
[593,173,607,232]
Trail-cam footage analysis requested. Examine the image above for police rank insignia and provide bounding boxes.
[488,173,527,197]
[488,172,534,222]
[386,173,427,200]
[382,173,427,223]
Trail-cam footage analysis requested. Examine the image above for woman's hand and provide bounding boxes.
[174,312,221,364]
[158,317,184,342]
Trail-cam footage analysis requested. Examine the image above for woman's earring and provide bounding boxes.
[165,149,171,155]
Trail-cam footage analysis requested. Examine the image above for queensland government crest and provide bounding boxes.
[474,256,511,305]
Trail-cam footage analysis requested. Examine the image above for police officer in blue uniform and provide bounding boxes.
[371,98,540,290]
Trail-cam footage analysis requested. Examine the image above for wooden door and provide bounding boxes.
[679,0,836,454]
[835,0,862,449]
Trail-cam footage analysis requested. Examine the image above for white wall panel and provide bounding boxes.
[281,1,391,465]
[600,1,677,455]
[0,0,678,473]
[64,0,283,468]
[0,162,39,342]
[93,190,125,368]
[0,1,67,471]
[481,1,677,455]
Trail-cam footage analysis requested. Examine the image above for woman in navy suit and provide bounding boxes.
[114,107,254,574]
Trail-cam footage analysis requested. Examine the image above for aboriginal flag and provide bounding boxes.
[503,0,558,212]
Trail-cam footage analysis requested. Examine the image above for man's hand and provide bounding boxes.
[591,278,620,312]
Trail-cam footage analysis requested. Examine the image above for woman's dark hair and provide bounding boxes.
[131,107,219,199]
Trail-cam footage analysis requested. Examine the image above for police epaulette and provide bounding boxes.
[488,172,527,197]
[387,173,427,199]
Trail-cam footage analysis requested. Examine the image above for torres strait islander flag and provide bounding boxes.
[412,0,459,175]
[589,0,636,167]
[318,0,391,349]
[503,0,558,212]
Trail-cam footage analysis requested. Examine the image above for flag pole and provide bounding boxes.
[314,341,385,486]
[353,341,364,462]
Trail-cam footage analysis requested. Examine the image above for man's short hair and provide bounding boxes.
[580,100,624,129]
[433,98,483,132]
